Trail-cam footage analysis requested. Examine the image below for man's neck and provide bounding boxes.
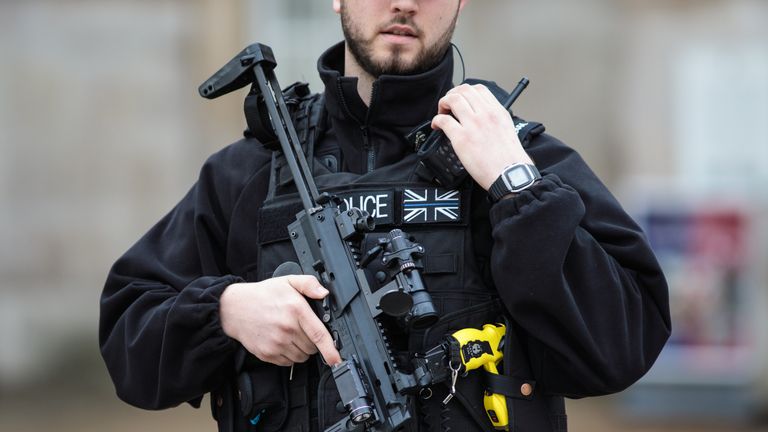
[343,45,376,106]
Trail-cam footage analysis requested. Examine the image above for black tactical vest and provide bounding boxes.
[216,83,567,432]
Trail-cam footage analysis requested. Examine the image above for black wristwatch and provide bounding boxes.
[488,163,542,202]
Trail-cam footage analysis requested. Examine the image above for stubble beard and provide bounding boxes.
[341,5,459,77]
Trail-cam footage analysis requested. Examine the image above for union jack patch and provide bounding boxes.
[402,189,462,224]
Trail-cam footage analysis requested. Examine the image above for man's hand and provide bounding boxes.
[219,276,342,367]
[431,84,535,190]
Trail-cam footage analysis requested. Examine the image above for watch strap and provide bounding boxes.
[489,177,512,202]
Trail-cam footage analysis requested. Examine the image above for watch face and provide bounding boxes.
[503,164,536,191]
[505,166,533,188]
[491,163,541,200]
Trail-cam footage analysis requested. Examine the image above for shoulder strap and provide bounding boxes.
[512,117,546,147]
[289,89,326,172]
[265,83,327,200]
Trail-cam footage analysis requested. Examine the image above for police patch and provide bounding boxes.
[337,190,395,225]
[402,189,461,224]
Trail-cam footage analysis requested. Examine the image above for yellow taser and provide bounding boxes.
[450,323,508,431]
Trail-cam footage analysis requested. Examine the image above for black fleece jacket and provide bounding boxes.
[99,42,670,410]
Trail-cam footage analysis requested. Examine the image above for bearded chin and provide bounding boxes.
[346,35,450,78]
[369,46,422,77]
[341,14,455,77]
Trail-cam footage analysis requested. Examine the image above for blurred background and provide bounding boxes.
[1,0,767,431]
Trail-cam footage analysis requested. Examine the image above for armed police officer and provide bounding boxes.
[100,1,671,431]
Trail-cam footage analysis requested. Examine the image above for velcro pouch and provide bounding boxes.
[235,348,290,431]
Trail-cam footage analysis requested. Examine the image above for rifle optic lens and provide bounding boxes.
[409,290,438,330]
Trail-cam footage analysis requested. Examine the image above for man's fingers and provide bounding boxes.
[285,275,329,300]
[297,304,341,365]
[265,354,294,368]
[474,84,500,107]
[283,344,311,364]
[278,355,295,367]
[431,114,462,139]
[456,84,490,111]
[293,333,319,356]
[438,93,475,120]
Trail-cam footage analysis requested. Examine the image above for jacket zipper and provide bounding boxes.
[335,79,378,173]
[363,83,379,173]
[361,126,374,173]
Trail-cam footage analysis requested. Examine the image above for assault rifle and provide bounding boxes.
[200,43,447,432]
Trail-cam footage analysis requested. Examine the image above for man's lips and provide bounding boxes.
[380,25,418,38]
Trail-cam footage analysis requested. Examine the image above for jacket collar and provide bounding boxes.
[318,41,455,128]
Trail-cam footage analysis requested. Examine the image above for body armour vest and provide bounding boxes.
[214,83,567,432]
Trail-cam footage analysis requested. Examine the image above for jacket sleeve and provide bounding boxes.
[99,140,269,409]
[489,134,671,398]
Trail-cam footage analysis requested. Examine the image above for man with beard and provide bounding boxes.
[100,1,671,431]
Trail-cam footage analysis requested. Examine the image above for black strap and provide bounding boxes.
[482,371,536,401]
[266,85,326,200]
[512,117,546,148]
[288,90,325,172]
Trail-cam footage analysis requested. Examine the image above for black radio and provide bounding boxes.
[408,77,530,189]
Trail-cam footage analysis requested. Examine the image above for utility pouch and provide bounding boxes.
[237,363,289,430]
[213,348,291,432]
